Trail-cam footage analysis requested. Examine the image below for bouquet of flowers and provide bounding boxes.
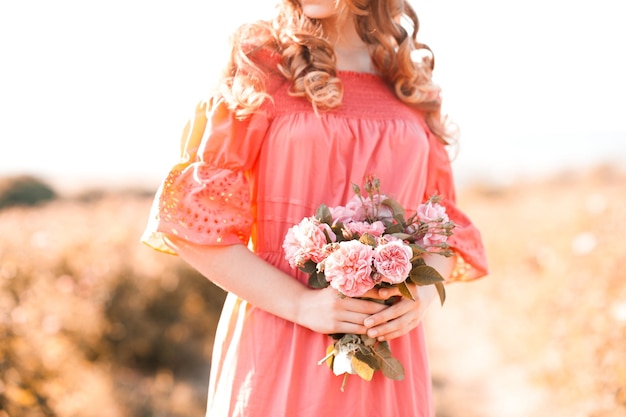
[282,176,455,390]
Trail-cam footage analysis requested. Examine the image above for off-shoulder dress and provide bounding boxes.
[142,65,488,417]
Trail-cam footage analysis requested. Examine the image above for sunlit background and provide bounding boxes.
[1,0,624,192]
[1,1,625,417]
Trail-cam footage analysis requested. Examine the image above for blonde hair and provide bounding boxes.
[218,0,455,144]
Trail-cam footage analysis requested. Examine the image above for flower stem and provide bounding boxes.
[340,373,349,392]
[317,349,337,366]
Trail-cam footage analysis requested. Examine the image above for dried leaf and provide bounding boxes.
[389,232,412,240]
[361,334,377,347]
[375,342,405,380]
[351,356,375,381]
[384,224,405,234]
[409,265,445,286]
[325,344,335,368]
[435,282,446,306]
[398,281,416,301]
[393,213,407,226]
[359,233,377,247]
[375,341,393,358]
[382,198,406,221]
[380,357,405,380]
[355,347,380,370]
[410,245,428,258]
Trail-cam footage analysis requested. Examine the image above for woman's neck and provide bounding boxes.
[324,16,375,74]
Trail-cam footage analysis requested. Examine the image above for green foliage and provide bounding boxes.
[408,265,446,305]
[315,203,332,224]
[0,175,57,209]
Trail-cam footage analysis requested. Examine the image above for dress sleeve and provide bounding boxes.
[141,98,270,255]
[423,129,489,282]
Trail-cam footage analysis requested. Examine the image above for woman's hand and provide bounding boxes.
[296,286,388,335]
[362,253,453,341]
[362,284,439,341]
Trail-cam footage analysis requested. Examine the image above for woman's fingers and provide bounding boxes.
[363,296,423,341]
[301,287,390,335]
[303,285,427,338]
[343,295,388,314]
[331,296,388,334]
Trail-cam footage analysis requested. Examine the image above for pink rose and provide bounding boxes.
[329,204,359,225]
[374,241,413,284]
[417,201,449,224]
[283,217,336,268]
[421,230,449,248]
[345,194,394,222]
[324,240,375,297]
[343,196,367,222]
[416,202,450,249]
[344,220,386,238]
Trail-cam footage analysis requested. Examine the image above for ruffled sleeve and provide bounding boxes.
[141,98,270,255]
[423,129,489,282]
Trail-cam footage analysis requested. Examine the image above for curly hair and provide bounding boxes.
[217,0,455,144]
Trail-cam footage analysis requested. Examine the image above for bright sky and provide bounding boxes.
[1,0,625,191]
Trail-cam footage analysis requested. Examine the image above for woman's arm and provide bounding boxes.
[166,236,388,335]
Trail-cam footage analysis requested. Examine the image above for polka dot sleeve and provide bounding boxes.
[142,98,270,254]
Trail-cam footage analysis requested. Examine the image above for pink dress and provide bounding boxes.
[143,64,488,417]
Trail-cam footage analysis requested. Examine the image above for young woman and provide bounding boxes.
[142,0,488,415]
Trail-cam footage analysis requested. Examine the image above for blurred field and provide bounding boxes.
[0,164,625,417]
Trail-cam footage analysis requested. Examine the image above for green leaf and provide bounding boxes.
[409,265,445,286]
[435,282,446,306]
[308,270,328,289]
[315,204,333,225]
[300,260,317,274]
[397,281,416,301]
[308,273,319,288]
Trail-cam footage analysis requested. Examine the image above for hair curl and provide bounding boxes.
[217,0,456,144]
